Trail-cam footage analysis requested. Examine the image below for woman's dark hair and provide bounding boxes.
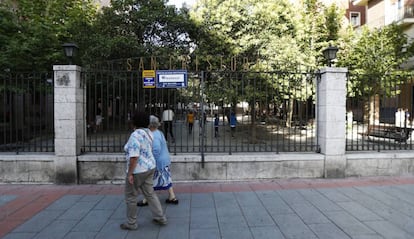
[132,111,150,128]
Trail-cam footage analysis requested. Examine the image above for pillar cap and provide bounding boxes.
[53,65,82,71]
[318,67,348,74]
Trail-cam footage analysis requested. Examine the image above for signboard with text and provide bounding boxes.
[156,70,187,88]
[142,70,156,88]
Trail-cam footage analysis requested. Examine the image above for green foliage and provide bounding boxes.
[324,4,342,42]
[191,0,301,67]
[337,24,414,98]
[82,0,196,67]
[190,0,341,117]
[0,0,344,74]
[298,0,343,69]
[190,0,301,108]
[0,0,97,71]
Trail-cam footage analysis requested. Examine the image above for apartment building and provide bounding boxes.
[346,1,367,27]
[352,0,414,28]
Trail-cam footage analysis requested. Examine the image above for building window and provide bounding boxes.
[350,12,361,27]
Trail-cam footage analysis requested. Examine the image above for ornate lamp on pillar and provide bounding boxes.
[322,44,338,67]
[62,43,79,65]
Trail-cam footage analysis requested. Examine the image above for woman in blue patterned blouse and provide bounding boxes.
[120,111,167,230]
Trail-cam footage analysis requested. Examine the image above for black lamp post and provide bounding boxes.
[322,44,338,67]
[62,43,79,65]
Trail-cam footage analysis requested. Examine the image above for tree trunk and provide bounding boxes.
[286,99,294,128]
[364,94,380,133]
[249,100,258,143]
[370,95,380,125]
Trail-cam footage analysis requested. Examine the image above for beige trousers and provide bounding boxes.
[124,169,166,225]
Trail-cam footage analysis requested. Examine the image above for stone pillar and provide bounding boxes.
[317,67,348,178]
[53,65,84,184]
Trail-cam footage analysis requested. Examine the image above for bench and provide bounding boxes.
[362,125,413,142]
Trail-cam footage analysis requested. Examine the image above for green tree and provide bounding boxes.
[190,0,299,104]
[339,24,413,97]
[337,24,414,124]
[82,0,196,68]
[298,0,343,69]
[190,0,342,129]
[0,0,97,71]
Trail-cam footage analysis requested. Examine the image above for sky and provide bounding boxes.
[168,0,196,8]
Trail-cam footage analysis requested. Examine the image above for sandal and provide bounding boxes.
[137,200,148,207]
[165,198,179,204]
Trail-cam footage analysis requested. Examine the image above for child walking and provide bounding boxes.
[214,114,219,137]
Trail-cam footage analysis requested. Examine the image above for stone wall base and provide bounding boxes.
[1,152,414,184]
[77,153,325,184]
[0,154,55,183]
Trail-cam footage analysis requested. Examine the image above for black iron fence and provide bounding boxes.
[346,72,414,151]
[3,69,413,154]
[82,70,319,154]
[0,72,54,153]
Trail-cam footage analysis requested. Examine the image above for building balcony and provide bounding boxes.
[403,4,414,19]
[352,0,368,6]
[397,4,414,25]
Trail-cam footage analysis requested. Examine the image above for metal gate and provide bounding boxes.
[0,72,54,153]
[82,69,318,154]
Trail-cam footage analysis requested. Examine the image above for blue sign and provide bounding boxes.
[143,77,155,88]
[142,70,155,88]
[156,70,187,88]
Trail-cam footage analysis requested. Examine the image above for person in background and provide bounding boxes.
[202,111,207,127]
[230,112,237,137]
[187,110,195,134]
[405,108,410,128]
[199,110,207,134]
[162,107,175,143]
[120,111,167,231]
[214,114,219,137]
[137,115,179,206]
[95,99,103,133]
[396,108,404,127]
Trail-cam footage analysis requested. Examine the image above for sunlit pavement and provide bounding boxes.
[1,176,414,239]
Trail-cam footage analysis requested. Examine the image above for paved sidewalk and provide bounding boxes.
[1,176,414,239]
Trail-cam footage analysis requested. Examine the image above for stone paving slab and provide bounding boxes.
[1,176,414,238]
[0,196,17,207]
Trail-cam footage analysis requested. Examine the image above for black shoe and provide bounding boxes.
[165,198,179,204]
[120,223,138,230]
[152,218,168,225]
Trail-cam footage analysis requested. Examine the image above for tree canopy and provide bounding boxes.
[0,0,97,71]
[337,24,414,98]
[1,0,412,84]
[81,0,197,67]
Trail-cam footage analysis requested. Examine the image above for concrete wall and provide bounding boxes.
[77,152,414,183]
[346,152,414,177]
[77,153,325,184]
[2,152,414,184]
[0,155,55,183]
